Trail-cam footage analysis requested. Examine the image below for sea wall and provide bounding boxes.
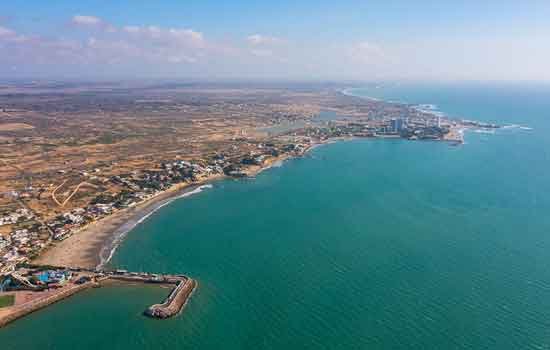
[0,271,196,328]
[144,278,197,319]
[0,282,96,328]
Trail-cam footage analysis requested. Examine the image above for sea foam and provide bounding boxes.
[97,184,213,269]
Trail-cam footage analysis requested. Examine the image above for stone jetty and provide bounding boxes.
[0,266,197,328]
[144,278,197,319]
[108,270,197,319]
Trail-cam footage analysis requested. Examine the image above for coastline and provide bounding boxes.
[1,150,307,328]
[33,175,224,270]
[32,150,310,271]
[0,271,197,328]
[29,92,474,272]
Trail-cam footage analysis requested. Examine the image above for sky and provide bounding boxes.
[1,0,550,81]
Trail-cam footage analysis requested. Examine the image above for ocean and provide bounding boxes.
[2,82,550,349]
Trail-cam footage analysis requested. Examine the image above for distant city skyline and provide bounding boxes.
[1,0,550,81]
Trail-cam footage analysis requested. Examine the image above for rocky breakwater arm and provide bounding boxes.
[144,277,197,319]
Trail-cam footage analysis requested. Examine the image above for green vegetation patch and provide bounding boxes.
[0,294,15,308]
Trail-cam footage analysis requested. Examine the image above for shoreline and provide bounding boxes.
[96,182,219,270]
[0,270,196,328]
[27,88,476,272]
[32,150,309,270]
[33,175,224,270]
[7,131,469,327]
[31,126,467,272]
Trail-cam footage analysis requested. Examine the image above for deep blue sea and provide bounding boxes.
[2,82,550,349]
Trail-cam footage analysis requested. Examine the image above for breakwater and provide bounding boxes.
[144,278,197,318]
[107,271,196,319]
[0,268,196,328]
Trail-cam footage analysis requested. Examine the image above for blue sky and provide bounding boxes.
[1,0,550,80]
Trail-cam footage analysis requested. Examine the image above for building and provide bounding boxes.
[390,118,404,133]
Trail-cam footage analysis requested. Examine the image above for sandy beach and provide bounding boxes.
[31,150,305,270]
[33,175,225,269]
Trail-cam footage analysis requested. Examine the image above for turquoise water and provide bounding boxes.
[2,83,550,349]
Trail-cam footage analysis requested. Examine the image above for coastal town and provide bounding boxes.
[0,82,499,327]
[0,2,544,348]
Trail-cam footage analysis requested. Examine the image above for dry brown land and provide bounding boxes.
[0,82,377,219]
[0,123,34,131]
[0,81,391,267]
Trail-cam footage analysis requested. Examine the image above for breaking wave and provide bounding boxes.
[97,184,213,269]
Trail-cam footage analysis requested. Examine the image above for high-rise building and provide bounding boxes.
[391,118,404,133]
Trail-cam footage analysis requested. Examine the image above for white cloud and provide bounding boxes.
[2,16,267,71]
[94,24,210,64]
[145,25,162,37]
[0,26,28,43]
[348,42,388,64]
[167,55,197,64]
[168,28,205,47]
[250,49,274,57]
[247,34,285,46]
[122,25,205,48]
[72,15,102,26]
[71,15,116,32]
[246,34,288,62]
[123,25,141,34]
[0,26,16,37]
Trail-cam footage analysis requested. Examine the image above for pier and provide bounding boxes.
[0,267,197,328]
[108,271,197,319]
[144,278,197,318]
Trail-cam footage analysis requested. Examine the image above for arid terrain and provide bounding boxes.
[0,80,478,329]
[0,82,360,218]
[0,80,470,274]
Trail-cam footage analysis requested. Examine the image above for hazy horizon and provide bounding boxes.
[1,1,550,82]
